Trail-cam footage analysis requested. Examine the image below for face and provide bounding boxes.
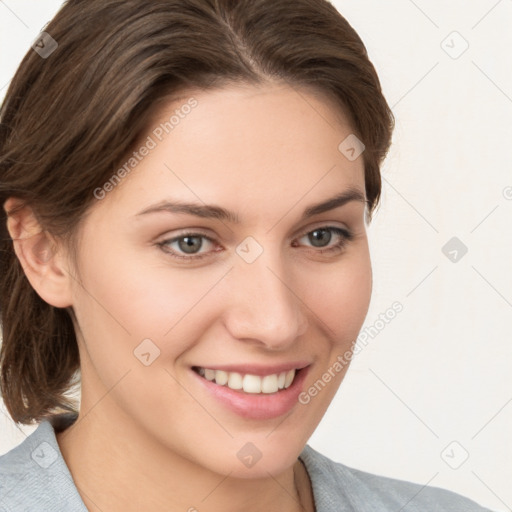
[66,82,372,478]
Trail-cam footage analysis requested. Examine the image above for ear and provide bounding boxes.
[4,197,74,308]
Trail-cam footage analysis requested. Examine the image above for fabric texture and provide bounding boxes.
[0,415,494,511]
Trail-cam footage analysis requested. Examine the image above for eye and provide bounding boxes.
[157,226,354,262]
[157,232,217,260]
[293,226,354,254]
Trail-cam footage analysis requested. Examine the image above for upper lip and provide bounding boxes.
[192,362,310,376]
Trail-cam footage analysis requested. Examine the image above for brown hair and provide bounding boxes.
[0,0,394,425]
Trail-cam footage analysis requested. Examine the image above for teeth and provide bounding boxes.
[243,374,261,393]
[204,368,216,381]
[215,370,228,386]
[196,367,297,394]
[284,369,295,388]
[227,372,243,390]
[261,374,278,393]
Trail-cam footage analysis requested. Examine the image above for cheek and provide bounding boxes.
[292,252,371,430]
[303,249,372,343]
[70,252,231,429]
[71,245,231,363]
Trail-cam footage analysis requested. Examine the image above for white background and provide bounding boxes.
[1,1,511,511]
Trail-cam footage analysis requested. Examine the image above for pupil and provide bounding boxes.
[179,236,202,254]
[309,228,331,247]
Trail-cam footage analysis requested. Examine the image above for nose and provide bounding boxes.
[222,253,309,350]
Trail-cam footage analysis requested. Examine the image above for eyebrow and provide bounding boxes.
[135,187,367,223]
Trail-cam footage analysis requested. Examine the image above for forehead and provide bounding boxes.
[90,82,365,221]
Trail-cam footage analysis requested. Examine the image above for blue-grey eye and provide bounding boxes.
[177,235,204,254]
[307,228,332,247]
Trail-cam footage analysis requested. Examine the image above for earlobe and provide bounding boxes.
[4,197,74,308]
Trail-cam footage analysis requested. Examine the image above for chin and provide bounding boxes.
[190,434,310,479]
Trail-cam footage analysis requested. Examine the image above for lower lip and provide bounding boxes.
[191,367,310,420]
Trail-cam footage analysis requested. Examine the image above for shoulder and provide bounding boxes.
[299,444,495,512]
[0,415,86,511]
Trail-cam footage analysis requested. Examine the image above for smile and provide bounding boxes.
[193,366,297,394]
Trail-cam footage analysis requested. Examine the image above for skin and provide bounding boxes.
[5,82,372,512]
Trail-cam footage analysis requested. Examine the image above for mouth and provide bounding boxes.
[190,362,311,419]
[192,366,299,394]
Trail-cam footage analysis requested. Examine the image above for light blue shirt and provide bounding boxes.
[0,414,494,511]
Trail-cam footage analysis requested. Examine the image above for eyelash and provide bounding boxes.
[156,226,354,262]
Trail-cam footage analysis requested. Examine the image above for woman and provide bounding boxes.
[0,1,495,510]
